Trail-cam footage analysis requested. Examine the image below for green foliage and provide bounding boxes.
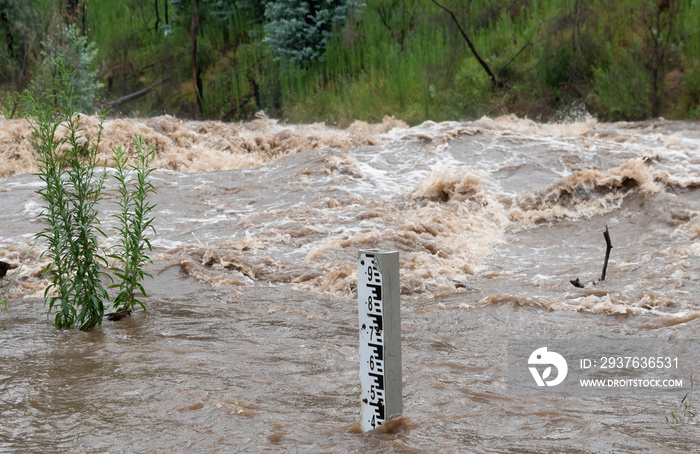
[666,397,696,424]
[20,54,157,330]
[30,24,103,114]
[3,0,690,123]
[108,138,157,314]
[21,55,109,330]
[235,0,270,22]
[275,0,456,123]
[588,0,684,120]
[542,49,573,88]
[592,51,652,121]
[666,376,696,424]
[0,0,44,86]
[685,64,700,117]
[0,1,48,116]
[264,0,364,63]
[452,58,492,116]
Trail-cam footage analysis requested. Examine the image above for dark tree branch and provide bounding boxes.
[570,226,614,288]
[431,0,502,88]
[106,78,169,107]
[0,261,9,278]
[376,4,393,33]
[221,93,254,122]
[154,0,161,31]
[600,226,613,281]
[497,41,532,76]
[570,277,584,288]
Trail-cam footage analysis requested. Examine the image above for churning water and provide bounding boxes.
[1,114,699,452]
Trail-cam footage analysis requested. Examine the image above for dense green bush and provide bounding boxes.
[109,138,157,315]
[30,24,103,114]
[452,58,492,117]
[264,0,364,63]
[22,55,109,329]
[21,55,156,330]
[592,50,653,121]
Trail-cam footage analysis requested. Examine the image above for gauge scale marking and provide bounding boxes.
[358,250,402,432]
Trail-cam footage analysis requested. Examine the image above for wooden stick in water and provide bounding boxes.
[600,226,613,281]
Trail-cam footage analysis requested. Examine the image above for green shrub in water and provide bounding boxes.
[21,55,156,329]
[108,137,157,314]
[21,54,109,330]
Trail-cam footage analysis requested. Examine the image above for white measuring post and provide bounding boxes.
[358,250,401,432]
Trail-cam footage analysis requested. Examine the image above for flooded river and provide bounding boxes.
[1,114,699,452]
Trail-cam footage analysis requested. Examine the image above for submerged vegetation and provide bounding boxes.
[109,137,157,315]
[1,1,699,124]
[20,56,156,330]
[22,55,109,329]
[666,375,696,424]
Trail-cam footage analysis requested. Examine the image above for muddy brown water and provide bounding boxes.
[1,115,699,452]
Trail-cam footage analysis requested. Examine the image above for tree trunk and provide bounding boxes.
[1,11,14,59]
[81,2,87,35]
[106,78,169,107]
[223,20,230,46]
[155,0,161,30]
[66,0,79,20]
[569,0,583,84]
[191,0,203,115]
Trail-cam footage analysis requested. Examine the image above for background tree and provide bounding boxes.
[431,0,501,88]
[591,0,683,120]
[374,0,419,52]
[637,0,681,117]
[0,0,44,117]
[264,0,364,63]
[30,23,103,114]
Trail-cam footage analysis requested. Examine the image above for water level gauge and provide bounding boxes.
[358,250,402,432]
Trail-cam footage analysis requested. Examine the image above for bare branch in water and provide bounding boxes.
[601,226,613,281]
